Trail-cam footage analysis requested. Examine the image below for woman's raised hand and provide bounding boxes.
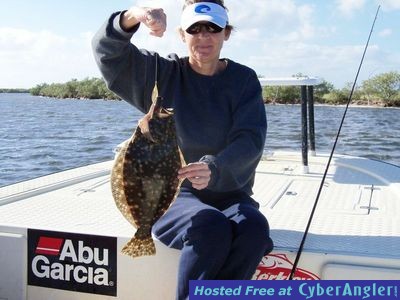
[121,7,167,37]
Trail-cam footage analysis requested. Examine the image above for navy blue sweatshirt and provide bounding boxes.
[92,12,267,196]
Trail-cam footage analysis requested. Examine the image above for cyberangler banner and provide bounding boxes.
[190,280,399,300]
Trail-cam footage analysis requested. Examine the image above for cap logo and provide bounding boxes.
[195,4,211,13]
[181,2,228,31]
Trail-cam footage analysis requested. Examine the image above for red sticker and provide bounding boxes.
[255,253,320,280]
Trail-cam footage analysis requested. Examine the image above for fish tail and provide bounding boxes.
[121,236,156,258]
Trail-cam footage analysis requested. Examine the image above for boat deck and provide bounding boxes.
[255,152,400,258]
[1,151,399,257]
[1,151,399,299]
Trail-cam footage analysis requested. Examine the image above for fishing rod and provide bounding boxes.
[289,5,381,280]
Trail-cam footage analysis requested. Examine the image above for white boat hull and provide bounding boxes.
[1,151,399,299]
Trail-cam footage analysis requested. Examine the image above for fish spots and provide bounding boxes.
[110,104,185,258]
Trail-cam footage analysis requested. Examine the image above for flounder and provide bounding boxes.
[111,95,185,258]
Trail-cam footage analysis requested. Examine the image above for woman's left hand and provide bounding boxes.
[178,162,211,190]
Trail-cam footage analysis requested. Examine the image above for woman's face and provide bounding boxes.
[181,22,230,65]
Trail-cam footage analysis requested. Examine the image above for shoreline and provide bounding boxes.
[1,92,399,108]
[264,102,399,109]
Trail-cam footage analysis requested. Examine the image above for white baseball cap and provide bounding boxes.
[180,2,229,31]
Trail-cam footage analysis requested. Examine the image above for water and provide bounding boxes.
[1,93,399,187]
[267,104,400,164]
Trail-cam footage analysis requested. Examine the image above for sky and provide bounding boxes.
[0,0,399,89]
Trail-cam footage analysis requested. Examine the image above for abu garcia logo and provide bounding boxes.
[32,238,111,286]
[28,229,117,296]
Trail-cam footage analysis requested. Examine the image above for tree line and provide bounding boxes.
[30,78,120,100]
[26,71,400,107]
[262,71,400,107]
[0,88,30,93]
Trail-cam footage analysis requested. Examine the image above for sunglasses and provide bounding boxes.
[186,22,224,34]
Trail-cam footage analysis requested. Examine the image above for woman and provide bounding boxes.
[92,1,273,299]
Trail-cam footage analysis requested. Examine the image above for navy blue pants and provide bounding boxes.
[152,188,273,300]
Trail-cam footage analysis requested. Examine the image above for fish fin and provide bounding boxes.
[138,113,156,142]
[121,236,156,258]
[151,82,158,104]
[178,147,186,167]
[111,138,139,228]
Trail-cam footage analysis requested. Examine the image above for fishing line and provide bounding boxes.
[151,53,160,104]
[289,5,381,280]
